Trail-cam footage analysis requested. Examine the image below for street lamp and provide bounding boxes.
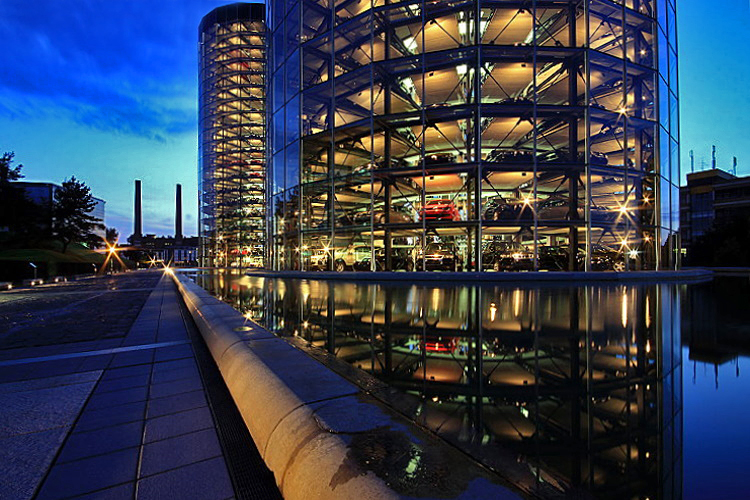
[104,242,121,274]
[107,244,116,274]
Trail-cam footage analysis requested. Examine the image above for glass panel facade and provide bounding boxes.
[268,0,679,272]
[199,3,266,268]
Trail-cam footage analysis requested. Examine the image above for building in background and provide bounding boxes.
[267,0,679,272]
[199,3,266,268]
[135,235,200,266]
[14,181,106,241]
[680,170,750,258]
[128,182,199,266]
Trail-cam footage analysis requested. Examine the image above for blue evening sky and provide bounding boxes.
[0,1,747,238]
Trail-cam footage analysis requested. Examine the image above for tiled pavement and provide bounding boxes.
[0,272,260,500]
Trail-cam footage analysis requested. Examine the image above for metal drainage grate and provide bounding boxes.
[177,296,283,500]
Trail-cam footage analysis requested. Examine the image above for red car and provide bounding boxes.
[424,336,458,353]
[420,199,461,221]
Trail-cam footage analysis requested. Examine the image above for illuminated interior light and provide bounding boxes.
[456,64,467,75]
[643,235,651,242]
[403,36,417,52]
[628,249,639,259]
[617,107,628,115]
[458,21,467,36]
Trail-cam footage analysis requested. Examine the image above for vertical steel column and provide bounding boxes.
[584,0,592,272]
[474,0,483,271]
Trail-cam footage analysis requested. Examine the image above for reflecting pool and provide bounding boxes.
[191,271,749,499]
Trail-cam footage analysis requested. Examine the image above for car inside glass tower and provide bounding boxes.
[268,0,680,272]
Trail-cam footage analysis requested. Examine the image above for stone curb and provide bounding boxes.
[171,273,521,500]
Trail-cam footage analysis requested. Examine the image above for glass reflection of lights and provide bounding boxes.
[197,271,683,499]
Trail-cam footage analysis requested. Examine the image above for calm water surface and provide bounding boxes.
[191,271,750,500]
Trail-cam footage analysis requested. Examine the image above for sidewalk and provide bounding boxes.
[0,271,279,500]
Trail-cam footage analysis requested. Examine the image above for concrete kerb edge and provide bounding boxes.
[170,273,521,500]
[170,273,403,500]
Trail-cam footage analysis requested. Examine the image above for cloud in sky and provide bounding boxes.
[0,0,225,140]
[3,0,750,239]
[0,0,244,238]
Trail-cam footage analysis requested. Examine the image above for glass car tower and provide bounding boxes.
[268,0,679,272]
[199,3,266,268]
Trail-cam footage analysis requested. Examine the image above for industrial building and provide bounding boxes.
[129,181,198,266]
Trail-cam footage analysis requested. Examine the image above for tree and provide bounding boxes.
[105,227,119,246]
[0,152,27,234]
[52,177,103,253]
[0,152,45,245]
[690,215,750,267]
[0,151,23,184]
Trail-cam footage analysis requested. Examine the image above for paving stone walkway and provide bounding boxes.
[0,271,270,500]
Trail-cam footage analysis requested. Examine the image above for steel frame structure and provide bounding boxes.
[268,0,679,272]
[199,3,267,268]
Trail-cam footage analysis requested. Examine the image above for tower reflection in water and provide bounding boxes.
[198,271,682,499]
